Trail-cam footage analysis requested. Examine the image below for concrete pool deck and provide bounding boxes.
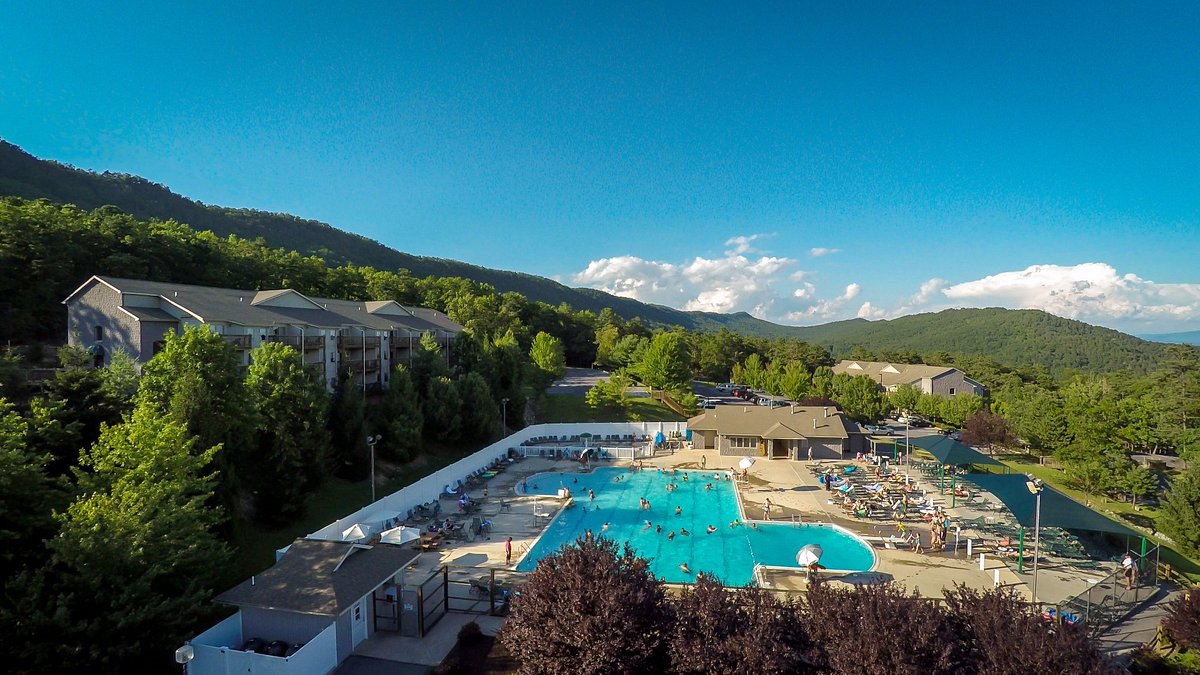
[397,448,1122,606]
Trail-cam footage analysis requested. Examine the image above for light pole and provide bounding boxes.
[367,434,382,503]
[500,397,509,437]
[1026,478,1044,602]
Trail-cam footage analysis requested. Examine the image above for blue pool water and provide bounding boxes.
[515,467,875,585]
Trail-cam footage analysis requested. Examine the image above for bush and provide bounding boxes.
[1163,589,1200,650]
[499,536,670,675]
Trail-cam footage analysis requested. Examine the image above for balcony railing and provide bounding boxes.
[346,359,382,374]
[268,335,325,349]
[223,334,251,349]
[338,336,381,350]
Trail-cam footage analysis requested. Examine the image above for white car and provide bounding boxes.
[716,382,735,392]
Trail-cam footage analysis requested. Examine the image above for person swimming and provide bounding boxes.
[655,524,662,533]
[680,528,690,536]
[675,506,682,515]
[601,522,610,533]
[683,473,689,481]
[706,525,717,534]
[705,483,713,490]
[642,520,652,531]
[729,519,741,528]
[680,563,692,574]
[667,530,676,541]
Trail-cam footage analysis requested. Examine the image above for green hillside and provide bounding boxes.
[0,140,1173,374]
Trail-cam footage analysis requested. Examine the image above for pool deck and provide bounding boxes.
[399,448,1123,605]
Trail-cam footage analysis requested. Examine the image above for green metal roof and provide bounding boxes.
[966,473,1140,537]
[899,435,1006,467]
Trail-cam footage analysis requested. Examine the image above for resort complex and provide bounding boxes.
[184,412,1165,674]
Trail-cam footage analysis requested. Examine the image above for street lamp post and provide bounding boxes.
[1026,478,1044,602]
[367,434,382,503]
[500,397,509,437]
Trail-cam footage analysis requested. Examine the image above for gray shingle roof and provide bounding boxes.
[67,276,462,335]
[215,539,419,616]
[688,406,854,439]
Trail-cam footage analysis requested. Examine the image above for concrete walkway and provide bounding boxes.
[1096,586,1181,656]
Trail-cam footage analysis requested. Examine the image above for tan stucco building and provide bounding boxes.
[832,360,986,398]
[688,405,864,460]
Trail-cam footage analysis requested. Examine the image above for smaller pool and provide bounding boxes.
[516,467,875,585]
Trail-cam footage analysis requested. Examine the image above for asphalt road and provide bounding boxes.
[547,368,611,396]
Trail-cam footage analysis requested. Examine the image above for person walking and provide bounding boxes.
[505,537,513,565]
[807,446,814,463]
[763,498,772,520]
[1122,553,1136,590]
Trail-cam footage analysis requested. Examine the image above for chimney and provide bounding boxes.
[790,404,795,414]
[813,418,817,429]
[251,576,256,586]
[824,407,829,418]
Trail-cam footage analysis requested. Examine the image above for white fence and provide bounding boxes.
[187,612,337,675]
[308,421,689,542]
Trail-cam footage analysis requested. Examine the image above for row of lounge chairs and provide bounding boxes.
[520,434,649,446]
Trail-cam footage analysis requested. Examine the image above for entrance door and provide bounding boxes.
[351,597,369,647]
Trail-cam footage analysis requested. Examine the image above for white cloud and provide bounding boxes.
[810,247,841,257]
[724,233,774,256]
[573,236,862,321]
[939,263,1200,325]
[789,270,811,281]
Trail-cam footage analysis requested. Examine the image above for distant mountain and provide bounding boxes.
[1141,330,1200,346]
[0,140,1173,374]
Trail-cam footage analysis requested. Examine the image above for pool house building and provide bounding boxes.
[687,405,866,460]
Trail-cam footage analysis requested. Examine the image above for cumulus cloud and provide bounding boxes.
[572,236,862,321]
[810,247,841,257]
[939,263,1200,324]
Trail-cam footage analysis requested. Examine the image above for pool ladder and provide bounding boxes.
[791,514,802,528]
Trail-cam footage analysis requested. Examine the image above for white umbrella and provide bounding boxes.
[796,544,823,567]
[341,523,374,542]
[738,456,756,470]
[378,525,421,546]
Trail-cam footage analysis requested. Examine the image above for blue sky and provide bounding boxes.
[2,2,1198,333]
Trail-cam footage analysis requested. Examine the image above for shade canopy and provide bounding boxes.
[378,526,421,546]
[738,456,756,470]
[797,544,823,566]
[967,474,1139,537]
[901,435,1005,467]
[341,523,374,542]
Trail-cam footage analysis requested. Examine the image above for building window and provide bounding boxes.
[95,325,103,341]
[728,436,757,449]
[949,387,955,396]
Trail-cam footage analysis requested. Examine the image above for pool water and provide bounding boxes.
[515,467,875,585]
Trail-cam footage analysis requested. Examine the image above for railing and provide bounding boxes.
[222,334,251,349]
[267,335,325,349]
[338,336,381,349]
[1056,543,1161,637]
[346,359,382,374]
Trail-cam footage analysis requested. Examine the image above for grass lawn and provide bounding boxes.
[228,442,482,584]
[999,456,1200,584]
[538,393,685,423]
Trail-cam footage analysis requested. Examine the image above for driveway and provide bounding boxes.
[547,368,610,396]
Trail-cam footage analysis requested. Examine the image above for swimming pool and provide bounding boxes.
[515,467,875,585]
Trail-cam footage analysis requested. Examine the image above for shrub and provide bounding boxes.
[1163,588,1200,650]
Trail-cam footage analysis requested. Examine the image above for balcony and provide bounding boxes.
[222,334,251,349]
[338,336,381,350]
[346,359,382,374]
[268,335,325,350]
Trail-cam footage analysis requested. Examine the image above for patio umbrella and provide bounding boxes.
[341,523,374,542]
[378,525,421,546]
[580,432,592,448]
[738,456,756,470]
[796,544,823,567]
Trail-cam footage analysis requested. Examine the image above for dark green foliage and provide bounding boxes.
[245,341,332,524]
[961,409,1015,448]
[376,365,423,462]
[1161,468,1200,558]
[328,368,369,479]
[457,372,499,442]
[500,536,671,675]
[5,405,230,673]
[0,400,64,581]
[424,376,462,442]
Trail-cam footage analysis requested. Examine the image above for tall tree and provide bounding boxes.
[1160,468,1200,557]
[889,383,921,415]
[423,376,462,442]
[838,374,888,422]
[245,341,332,523]
[328,367,369,479]
[529,331,566,383]
[376,365,423,462]
[9,405,230,673]
[0,400,63,580]
[777,361,811,402]
[457,371,499,441]
[637,331,692,392]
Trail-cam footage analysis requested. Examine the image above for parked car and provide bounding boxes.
[716,382,735,392]
[863,424,893,435]
[948,430,962,441]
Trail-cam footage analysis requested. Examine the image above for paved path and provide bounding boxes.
[1096,586,1181,656]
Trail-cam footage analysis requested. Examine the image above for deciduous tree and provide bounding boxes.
[1160,468,1200,557]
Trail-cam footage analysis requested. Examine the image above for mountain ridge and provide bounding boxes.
[0,140,1173,373]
